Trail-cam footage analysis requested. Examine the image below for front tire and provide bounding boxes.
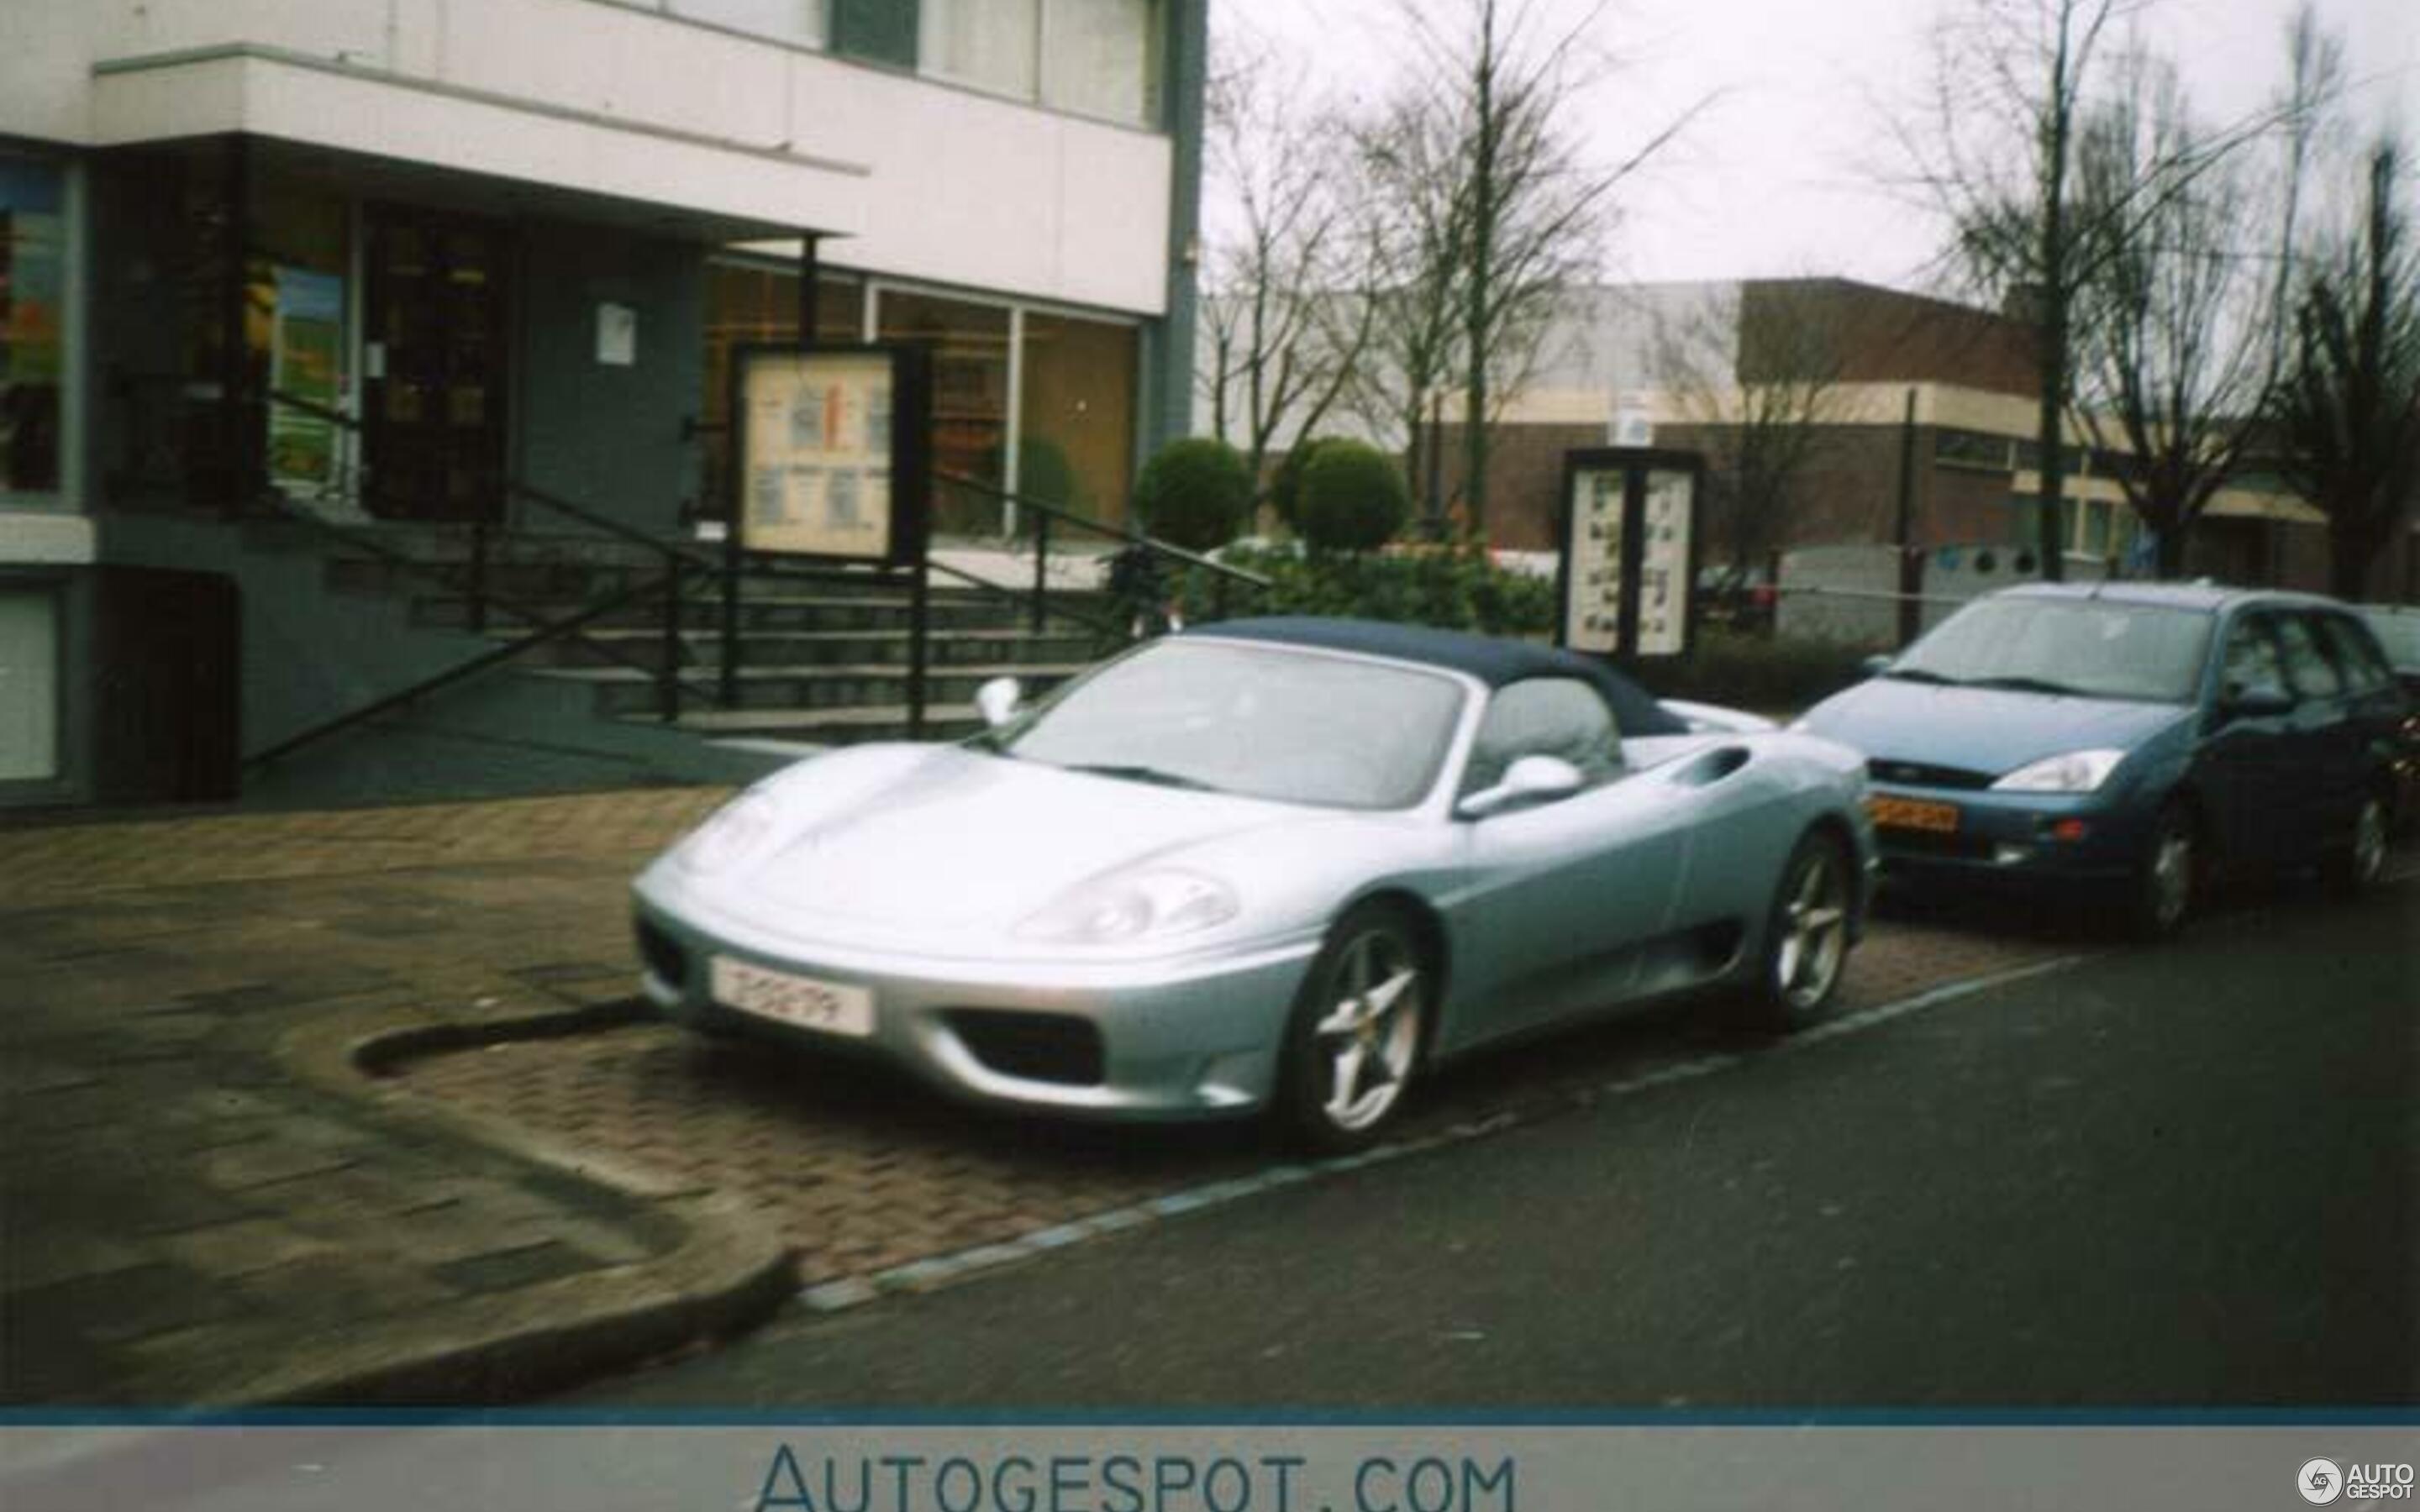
[1276,904,1429,1155]
[2128,801,2197,941]
[1749,829,1852,1032]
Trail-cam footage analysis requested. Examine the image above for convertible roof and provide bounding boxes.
[1185,616,1687,737]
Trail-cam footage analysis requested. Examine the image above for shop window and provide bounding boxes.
[1019,310,1136,527]
[700,260,862,522]
[671,0,827,48]
[0,585,60,782]
[878,289,1010,533]
[921,0,1039,97]
[251,179,350,499]
[1044,0,1160,124]
[1,155,68,499]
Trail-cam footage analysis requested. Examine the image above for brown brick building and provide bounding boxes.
[1423,279,2415,601]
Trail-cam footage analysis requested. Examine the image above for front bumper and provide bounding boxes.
[630,882,1322,1121]
[1866,784,2150,888]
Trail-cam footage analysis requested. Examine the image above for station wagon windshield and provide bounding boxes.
[996,640,1467,810]
[1890,597,2214,703]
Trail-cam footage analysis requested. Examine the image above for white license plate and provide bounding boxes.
[710,957,875,1038]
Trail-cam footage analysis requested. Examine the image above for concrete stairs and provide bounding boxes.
[324,528,1118,753]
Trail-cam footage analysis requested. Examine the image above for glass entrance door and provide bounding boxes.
[363,207,508,522]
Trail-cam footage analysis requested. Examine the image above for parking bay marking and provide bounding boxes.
[795,951,2099,1315]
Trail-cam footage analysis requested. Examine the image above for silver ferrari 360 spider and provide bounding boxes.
[633,617,1877,1150]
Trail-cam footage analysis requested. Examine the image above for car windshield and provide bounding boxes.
[1889,596,2214,703]
[992,639,1468,810]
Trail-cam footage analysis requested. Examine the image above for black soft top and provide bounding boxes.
[1186,616,1686,737]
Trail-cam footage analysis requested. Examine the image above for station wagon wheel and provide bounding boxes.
[1751,830,1851,1032]
[2128,801,2197,940]
[1280,906,1428,1154]
[2323,791,2390,897]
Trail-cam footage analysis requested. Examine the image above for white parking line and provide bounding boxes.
[794,953,2098,1315]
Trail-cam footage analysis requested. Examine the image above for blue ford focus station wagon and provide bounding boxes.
[1798,583,2407,936]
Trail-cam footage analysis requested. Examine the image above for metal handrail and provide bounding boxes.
[245,568,708,768]
[934,469,1274,587]
[922,554,1124,643]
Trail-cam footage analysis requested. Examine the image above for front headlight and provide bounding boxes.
[674,790,781,874]
[1018,869,1239,945]
[1990,748,2127,794]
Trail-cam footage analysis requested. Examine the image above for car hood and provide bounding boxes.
[691,744,1300,937]
[1801,677,2191,777]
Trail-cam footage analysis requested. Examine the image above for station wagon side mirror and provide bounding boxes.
[976,676,1023,729]
[1861,654,1894,679]
[1456,754,1586,821]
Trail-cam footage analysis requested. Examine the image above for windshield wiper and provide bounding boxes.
[1061,763,1222,793]
[1965,675,2090,697]
[1884,667,1961,685]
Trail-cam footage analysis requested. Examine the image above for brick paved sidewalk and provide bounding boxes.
[0,785,2090,1405]
[0,790,789,1406]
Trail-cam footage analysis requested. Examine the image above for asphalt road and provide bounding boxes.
[582,874,2417,1408]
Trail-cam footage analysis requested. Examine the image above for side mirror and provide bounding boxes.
[1861,654,1894,679]
[1456,754,1586,820]
[975,676,1023,729]
[2220,684,2294,721]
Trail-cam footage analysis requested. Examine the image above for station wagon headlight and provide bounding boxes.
[674,790,781,874]
[1991,748,2127,794]
[1019,869,1239,945]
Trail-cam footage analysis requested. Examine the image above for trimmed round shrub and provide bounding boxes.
[1293,439,1411,554]
[1132,438,1253,552]
[1269,434,1352,532]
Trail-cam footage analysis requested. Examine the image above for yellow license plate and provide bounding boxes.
[1868,795,1961,833]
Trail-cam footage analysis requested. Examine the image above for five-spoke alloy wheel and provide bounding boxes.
[1753,830,1852,1031]
[1280,905,1428,1153]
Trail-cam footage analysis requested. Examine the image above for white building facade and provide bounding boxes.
[0,0,1206,807]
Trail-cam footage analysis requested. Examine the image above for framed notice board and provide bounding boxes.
[731,344,931,566]
[1556,447,1704,661]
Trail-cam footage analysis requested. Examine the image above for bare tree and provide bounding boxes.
[1195,26,1374,492]
[1386,0,1699,533]
[1896,0,2254,580]
[1343,90,1476,530]
[2272,137,2420,598]
[2070,51,2275,578]
[1651,282,1851,577]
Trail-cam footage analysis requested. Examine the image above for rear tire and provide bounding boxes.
[1276,904,1429,1155]
[1747,829,1853,1032]
[2323,791,2390,898]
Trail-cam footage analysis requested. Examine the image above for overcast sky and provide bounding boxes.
[1217,0,2418,294]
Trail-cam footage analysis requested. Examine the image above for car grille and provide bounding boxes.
[944,1010,1107,1087]
[1865,758,1996,791]
[634,917,689,990]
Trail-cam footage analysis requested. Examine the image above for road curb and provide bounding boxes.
[266,999,796,1405]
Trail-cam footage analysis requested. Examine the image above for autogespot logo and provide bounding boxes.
[2304,1461,2345,1505]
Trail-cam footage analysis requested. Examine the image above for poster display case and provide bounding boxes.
[1556,448,1702,662]
[731,344,929,565]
